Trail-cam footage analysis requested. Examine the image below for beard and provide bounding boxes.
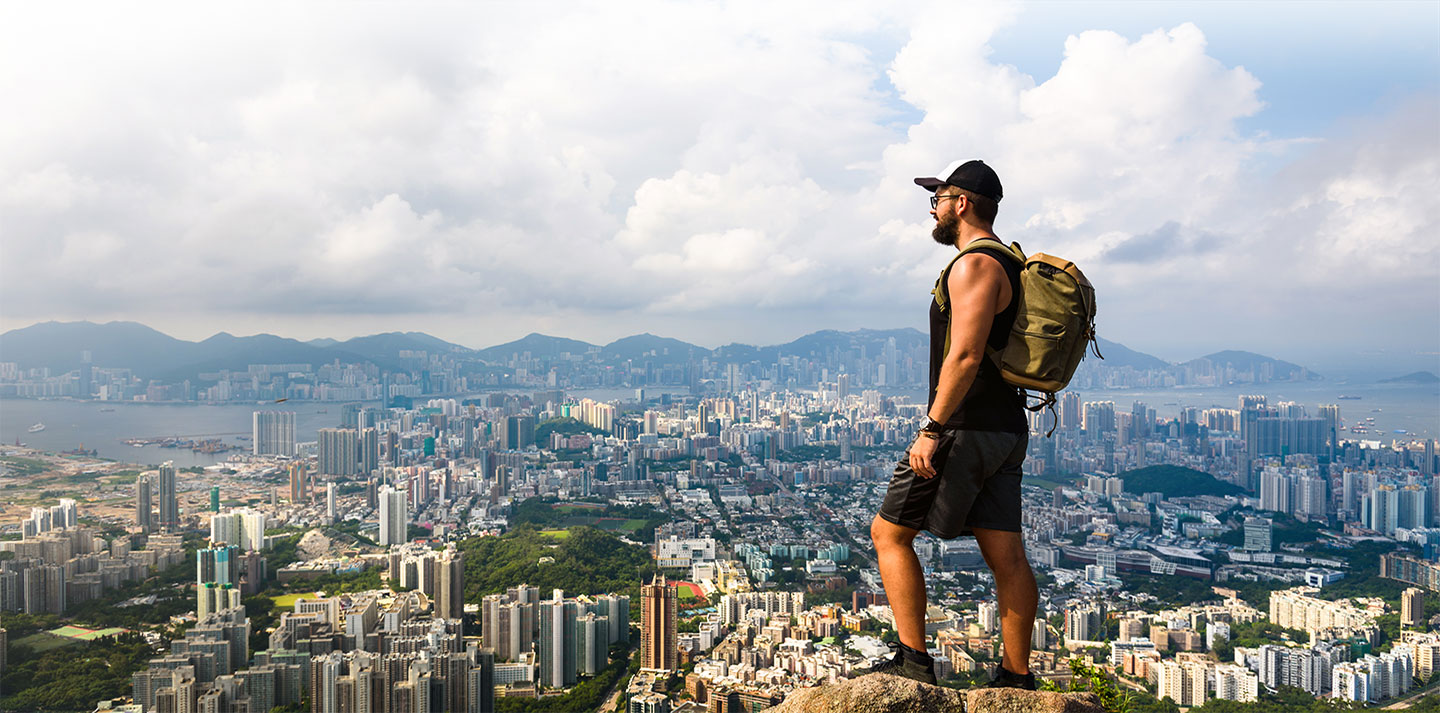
[931,211,960,246]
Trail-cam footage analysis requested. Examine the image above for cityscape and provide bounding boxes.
[1,2,1437,713]
[0,324,1435,712]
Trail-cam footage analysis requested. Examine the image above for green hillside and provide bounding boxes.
[1118,465,1244,498]
[459,525,658,602]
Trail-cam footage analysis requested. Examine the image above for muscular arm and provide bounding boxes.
[927,252,1011,424]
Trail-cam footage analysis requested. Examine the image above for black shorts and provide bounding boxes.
[877,429,1028,539]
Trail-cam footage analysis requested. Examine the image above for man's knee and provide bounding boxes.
[975,530,1030,574]
[871,515,916,550]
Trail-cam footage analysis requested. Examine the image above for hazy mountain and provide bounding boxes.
[0,320,192,375]
[602,333,707,361]
[474,333,597,362]
[335,332,473,359]
[1,321,376,381]
[1,321,1321,386]
[1094,337,1170,370]
[1185,350,1318,380]
[778,328,927,358]
[1380,371,1439,384]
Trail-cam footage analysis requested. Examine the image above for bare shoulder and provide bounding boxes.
[947,251,1007,289]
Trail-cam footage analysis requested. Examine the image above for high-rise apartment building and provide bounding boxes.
[135,474,153,533]
[539,594,578,689]
[1404,588,1426,627]
[318,428,360,477]
[1214,664,1259,702]
[379,485,408,546]
[1157,660,1207,707]
[436,545,465,621]
[252,411,296,457]
[287,463,309,504]
[503,416,536,450]
[1064,602,1103,644]
[210,509,267,551]
[158,461,179,530]
[360,427,380,477]
[640,574,677,673]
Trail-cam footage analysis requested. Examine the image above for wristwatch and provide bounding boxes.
[919,416,945,435]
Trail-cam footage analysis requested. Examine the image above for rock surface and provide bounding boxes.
[766,675,1105,713]
[966,688,1106,713]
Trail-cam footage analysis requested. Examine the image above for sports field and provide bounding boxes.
[50,624,128,641]
[672,580,704,600]
[272,591,324,608]
[539,529,571,539]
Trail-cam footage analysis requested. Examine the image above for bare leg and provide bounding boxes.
[870,514,928,651]
[974,527,1037,675]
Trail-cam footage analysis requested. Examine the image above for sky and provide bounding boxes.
[1,1,1437,374]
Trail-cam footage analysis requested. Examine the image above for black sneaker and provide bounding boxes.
[985,664,1036,690]
[858,642,937,685]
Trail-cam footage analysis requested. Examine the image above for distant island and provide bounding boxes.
[1118,464,1245,498]
[1379,371,1439,384]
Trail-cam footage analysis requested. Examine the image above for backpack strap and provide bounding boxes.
[933,238,1026,362]
[933,240,1025,315]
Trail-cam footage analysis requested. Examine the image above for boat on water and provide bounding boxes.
[27,423,45,433]
[99,407,116,412]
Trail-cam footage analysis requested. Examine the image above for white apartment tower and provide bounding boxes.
[252,411,296,457]
[379,485,408,546]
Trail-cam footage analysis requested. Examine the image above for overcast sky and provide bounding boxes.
[1,1,1436,372]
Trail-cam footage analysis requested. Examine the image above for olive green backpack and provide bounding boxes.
[933,238,1102,431]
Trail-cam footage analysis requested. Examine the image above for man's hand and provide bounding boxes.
[909,434,940,479]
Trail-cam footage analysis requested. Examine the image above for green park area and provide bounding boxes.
[539,529,571,539]
[271,591,323,609]
[13,632,80,654]
[460,525,658,602]
[509,499,668,540]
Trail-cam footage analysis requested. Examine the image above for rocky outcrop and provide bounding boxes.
[766,676,1105,713]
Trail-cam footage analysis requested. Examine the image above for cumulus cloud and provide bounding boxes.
[0,2,1433,363]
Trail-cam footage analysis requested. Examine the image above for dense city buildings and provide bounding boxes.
[0,334,1437,712]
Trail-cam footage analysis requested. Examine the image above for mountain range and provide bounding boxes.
[1,320,1318,383]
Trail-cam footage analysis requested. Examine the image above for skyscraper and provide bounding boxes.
[467,648,496,713]
[135,474,153,533]
[252,411,297,457]
[318,428,360,477]
[539,595,578,688]
[436,545,465,621]
[503,416,536,450]
[209,508,267,552]
[640,574,677,673]
[360,427,380,477]
[197,545,241,587]
[1404,588,1426,627]
[379,485,408,546]
[288,463,309,504]
[158,461,178,530]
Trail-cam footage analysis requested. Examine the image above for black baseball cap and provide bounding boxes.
[914,159,1003,202]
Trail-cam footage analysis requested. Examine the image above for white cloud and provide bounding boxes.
[0,2,1433,364]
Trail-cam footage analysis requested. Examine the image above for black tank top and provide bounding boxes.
[927,246,1026,433]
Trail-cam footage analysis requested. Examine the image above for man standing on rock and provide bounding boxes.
[862,160,1038,690]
